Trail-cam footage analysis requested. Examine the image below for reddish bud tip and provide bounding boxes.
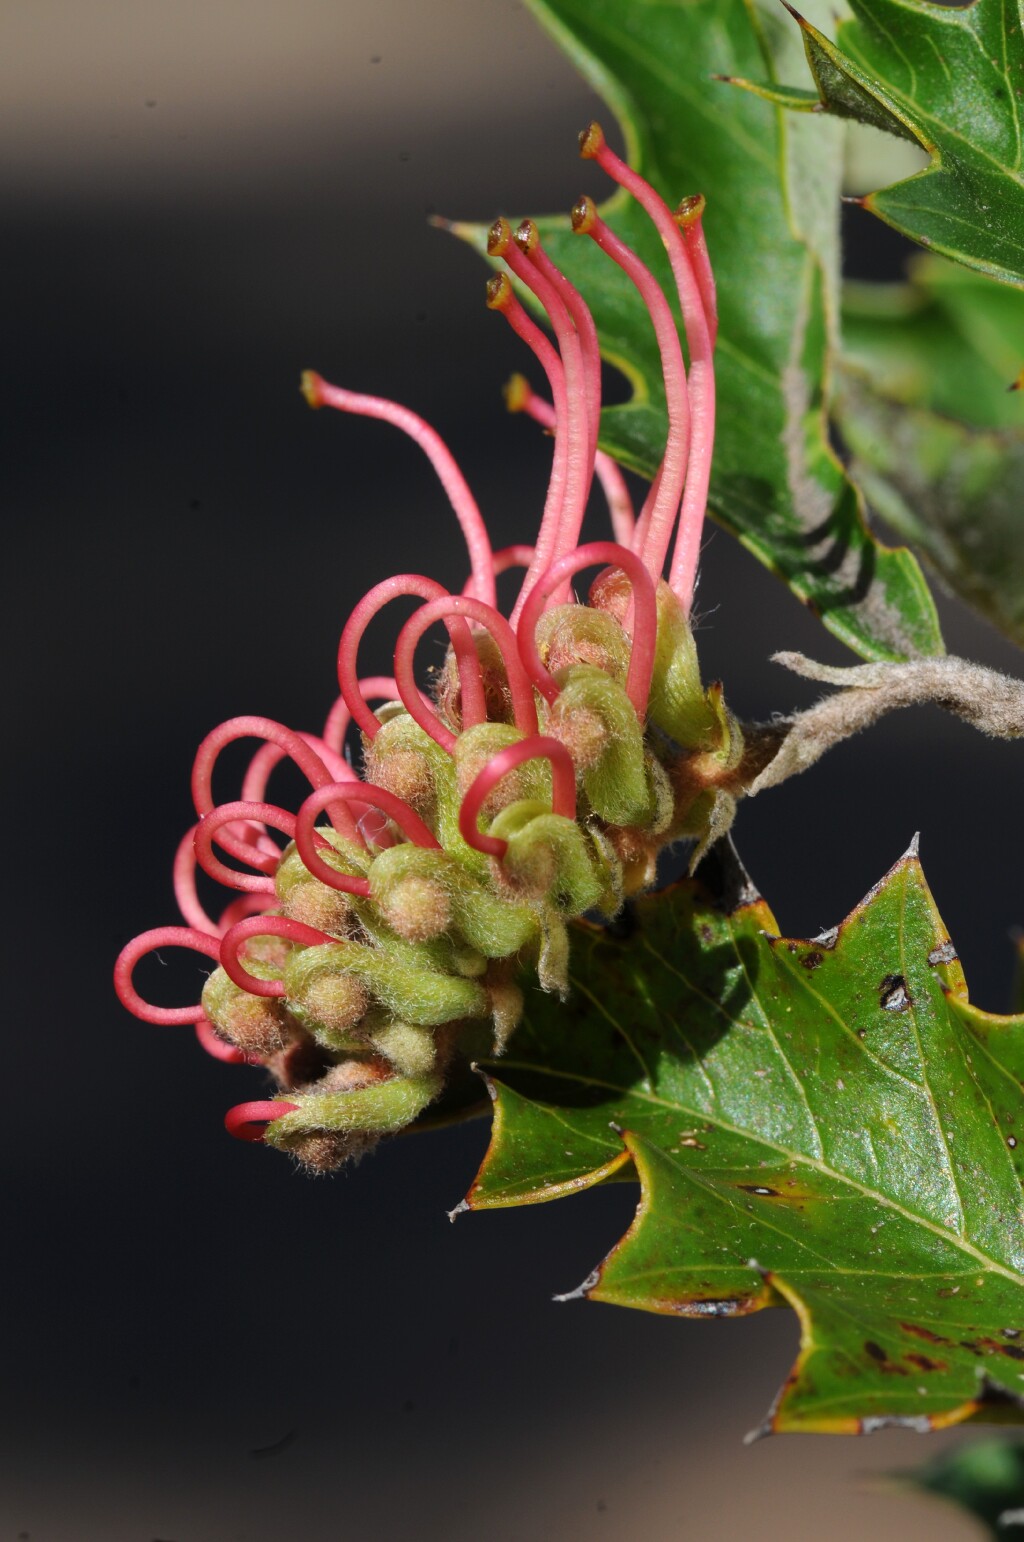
[486,272,513,311]
[570,194,597,235]
[301,370,325,408]
[487,217,512,257]
[502,373,531,414]
[578,121,605,160]
[674,193,706,229]
[514,219,539,255]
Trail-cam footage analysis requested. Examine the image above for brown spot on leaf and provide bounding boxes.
[800,951,824,971]
[905,1353,947,1373]
[865,1340,888,1362]
[901,1322,951,1345]
[739,1184,780,1197]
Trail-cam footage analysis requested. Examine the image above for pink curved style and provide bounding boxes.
[458,735,578,861]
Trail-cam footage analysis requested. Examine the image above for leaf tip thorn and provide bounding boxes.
[447,1198,470,1223]
[554,1267,601,1303]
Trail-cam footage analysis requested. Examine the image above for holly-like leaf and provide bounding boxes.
[463,841,1024,1434]
[749,0,1024,286]
[454,0,944,662]
[836,256,1024,647]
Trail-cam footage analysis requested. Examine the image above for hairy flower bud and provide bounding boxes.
[202,967,293,1057]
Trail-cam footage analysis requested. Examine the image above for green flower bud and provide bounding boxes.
[647,583,720,750]
[548,665,654,827]
[265,1069,444,1159]
[283,940,488,1029]
[368,1021,438,1076]
[491,803,604,916]
[291,970,371,1053]
[201,966,293,1057]
[364,711,452,820]
[535,602,631,682]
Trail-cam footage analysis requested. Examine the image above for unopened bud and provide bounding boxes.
[265,1068,444,1168]
[301,972,370,1040]
[536,602,631,682]
[435,631,513,735]
[202,966,292,1057]
[495,807,604,916]
[369,1021,437,1077]
[282,878,355,935]
[364,712,446,817]
[382,874,451,942]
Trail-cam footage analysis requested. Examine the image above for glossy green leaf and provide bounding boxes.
[455,0,944,661]
[755,0,1024,285]
[464,842,1024,1434]
[836,256,1024,647]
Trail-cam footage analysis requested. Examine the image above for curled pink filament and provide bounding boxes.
[487,545,536,583]
[192,715,361,852]
[304,371,495,606]
[459,734,577,861]
[393,594,540,752]
[173,825,221,936]
[224,1099,300,1143]
[219,915,338,997]
[114,926,222,1025]
[294,780,438,895]
[516,541,657,718]
[322,677,400,758]
[217,894,275,931]
[194,801,299,892]
[338,575,485,742]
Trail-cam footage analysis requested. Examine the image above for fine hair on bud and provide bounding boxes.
[536,604,631,682]
[201,967,294,1057]
[299,972,371,1037]
[380,874,451,943]
[282,1128,379,1174]
[282,877,356,935]
[364,715,441,817]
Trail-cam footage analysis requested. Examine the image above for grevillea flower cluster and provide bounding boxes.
[115,123,752,1172]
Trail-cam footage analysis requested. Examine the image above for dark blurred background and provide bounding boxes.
[5,2,1021,1538]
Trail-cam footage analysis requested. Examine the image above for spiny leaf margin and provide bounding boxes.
[462,841,1024,1435]
[759,0,1024,287]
